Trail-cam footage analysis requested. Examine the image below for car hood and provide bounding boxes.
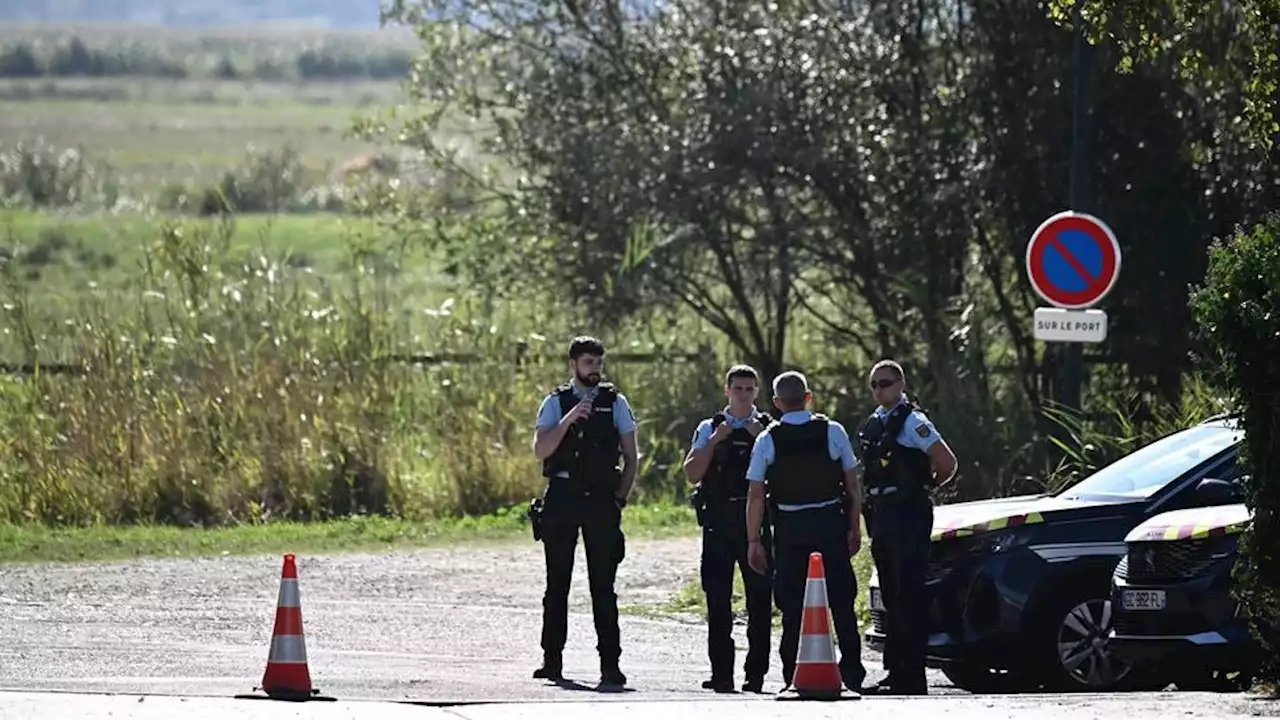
[930,493,1126,541]
[1124,503,1252,543]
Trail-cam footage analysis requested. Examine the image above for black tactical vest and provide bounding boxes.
[542,382,623,490]
[856,400,934,497]
[764,415,845,506]
[702,410,773,502]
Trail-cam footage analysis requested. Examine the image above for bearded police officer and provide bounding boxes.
[683,364,775,694]
[857,359,957,696]
[745,370,866,694]
[530,336,639,687]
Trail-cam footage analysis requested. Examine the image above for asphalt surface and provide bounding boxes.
[0,535,1271,718]
[0,690,1268,719]
[0,536,889,700]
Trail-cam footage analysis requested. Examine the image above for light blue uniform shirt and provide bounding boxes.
[689,406,764,450]
[536,380,637,479]
[746,410,858,511]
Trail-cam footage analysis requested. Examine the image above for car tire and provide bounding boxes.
[1030,585,1135,692]
[941,664,1031,694]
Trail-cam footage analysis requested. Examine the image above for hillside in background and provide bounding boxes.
[0,0,387,28]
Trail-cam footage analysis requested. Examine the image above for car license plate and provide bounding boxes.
[1121,589,1166,611]
[870,588,884,611]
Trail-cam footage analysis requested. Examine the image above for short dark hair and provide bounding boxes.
[724,364,759,387]
[773,370,809,408]
[870,359,905,382]
[568,335,606,360]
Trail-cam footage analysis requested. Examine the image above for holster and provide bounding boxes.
[528,496,545,542]
[690,486,707,527]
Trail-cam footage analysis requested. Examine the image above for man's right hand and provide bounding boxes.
[561,397,593,425]
[711,422,733,444]
[748,540,768,575]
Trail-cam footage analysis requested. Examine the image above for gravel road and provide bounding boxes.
[0,535,1271,718]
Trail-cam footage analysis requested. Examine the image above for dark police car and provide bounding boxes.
[865,415,1243,693]
[1110,499,1270,691]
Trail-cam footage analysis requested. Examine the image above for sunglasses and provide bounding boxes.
[870,378,898,390]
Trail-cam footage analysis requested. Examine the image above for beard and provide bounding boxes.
[576,371,601,387]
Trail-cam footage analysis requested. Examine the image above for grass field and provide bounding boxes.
[0,78,406,195]
[0,208,459,360]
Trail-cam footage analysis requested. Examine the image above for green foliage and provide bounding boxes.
[1046,0,1280,148]
[1189,212,1280,683]
[0,138,118,210]
[0,214,721,527]
[1039,373,1232,492]
[376,0,1279,508]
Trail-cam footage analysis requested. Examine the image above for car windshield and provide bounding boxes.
[1056,422,1242,501]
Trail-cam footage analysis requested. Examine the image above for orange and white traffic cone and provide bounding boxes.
[778,552,857,701]
[239,554,334,702]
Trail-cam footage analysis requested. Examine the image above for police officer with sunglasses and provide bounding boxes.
[856,359,957,695]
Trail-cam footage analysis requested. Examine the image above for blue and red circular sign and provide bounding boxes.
[1025,211,1121,310]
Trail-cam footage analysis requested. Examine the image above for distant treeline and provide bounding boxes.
[0,34,415,81]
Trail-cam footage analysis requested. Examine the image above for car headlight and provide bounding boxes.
[965,529,1030,555]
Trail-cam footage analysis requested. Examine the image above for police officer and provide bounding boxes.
[745,370,866,693]
[857,359,957,696]
[530,336,639,687]
[683,364,775,694]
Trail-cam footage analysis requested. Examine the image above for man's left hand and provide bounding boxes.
[846,528,862,556]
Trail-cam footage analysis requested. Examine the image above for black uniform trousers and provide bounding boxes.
[539,477,626,668]
[700,497,773,683]
[868,492,933,692]
[771,502,865,689]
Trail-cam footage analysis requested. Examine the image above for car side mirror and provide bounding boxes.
[1196,478,1245,505]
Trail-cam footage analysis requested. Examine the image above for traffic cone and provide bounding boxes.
[237,554,335,702]
[778,552,858,701]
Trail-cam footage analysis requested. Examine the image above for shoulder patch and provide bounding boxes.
[915,423,932,438]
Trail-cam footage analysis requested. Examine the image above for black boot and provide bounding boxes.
[702,677,735,692]
[533,654,563,681]
[600,659,627,686]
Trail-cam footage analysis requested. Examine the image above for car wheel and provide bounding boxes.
[1040,592,1134,692]
[941,664,1030,694]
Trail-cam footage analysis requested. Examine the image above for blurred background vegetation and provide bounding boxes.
[0,0,1270,533]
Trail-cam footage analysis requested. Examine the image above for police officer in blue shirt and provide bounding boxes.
[530,336,639,687]
[857,359,957,696]
[745,370,867,694]
[683,364,775,694]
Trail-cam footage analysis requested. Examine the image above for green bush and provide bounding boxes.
[1189,211,1280,685]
